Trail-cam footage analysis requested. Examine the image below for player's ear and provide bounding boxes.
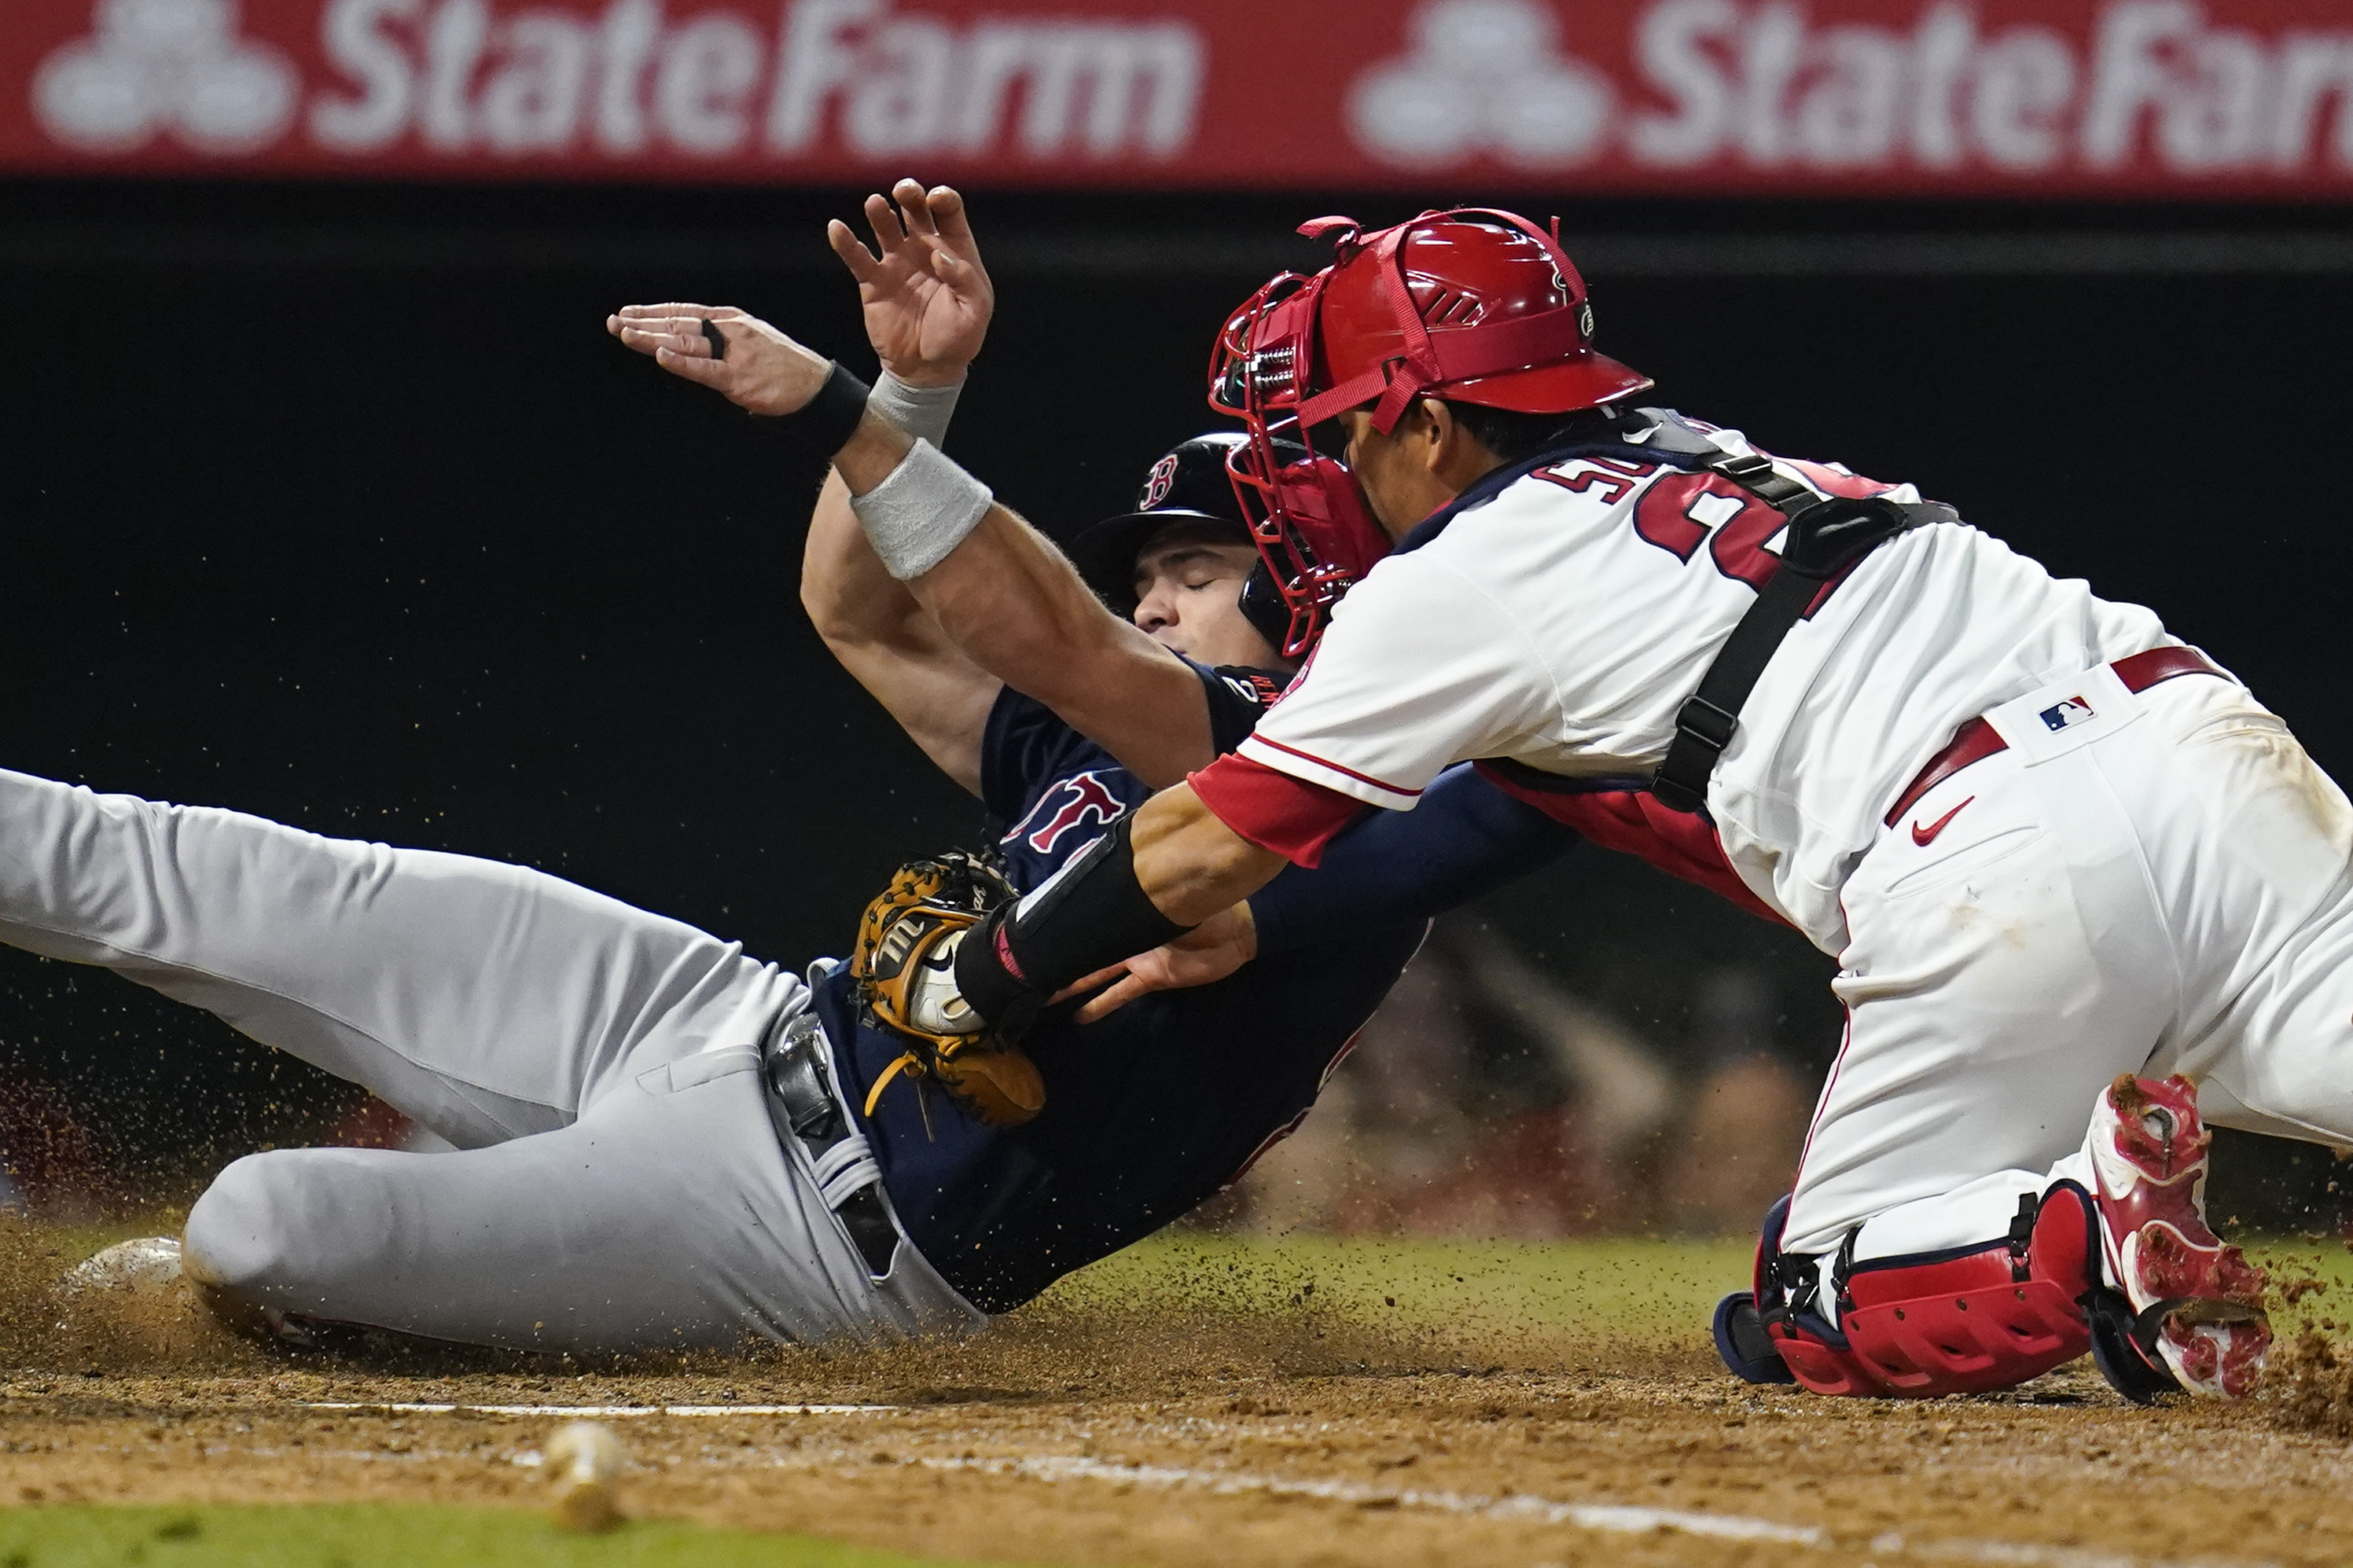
[1415,396,1460,474]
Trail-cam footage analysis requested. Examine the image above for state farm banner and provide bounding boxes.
[8,0,2353,196]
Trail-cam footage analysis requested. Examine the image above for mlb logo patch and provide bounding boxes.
[2039,696,2096,733]
[1987,668,2137,763]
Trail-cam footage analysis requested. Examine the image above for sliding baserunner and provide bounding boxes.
[53,186,1574,1353]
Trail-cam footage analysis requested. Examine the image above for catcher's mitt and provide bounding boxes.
[851,850,1046,1128]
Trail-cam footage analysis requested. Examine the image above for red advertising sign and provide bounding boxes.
[6,0,2353,196]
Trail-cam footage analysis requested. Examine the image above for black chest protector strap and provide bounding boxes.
[1649,450,1958,815]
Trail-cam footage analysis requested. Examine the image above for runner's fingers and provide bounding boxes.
[616,312,705,336]
[894,178,939,237]
[864,192,907,255]
[614,302,717,321]
[616,323,698,357]
[927,186,979,255]
[828,219,881,281]
[929,248,976,288]
[653,345,730,387]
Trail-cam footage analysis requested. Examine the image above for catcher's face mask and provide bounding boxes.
[1209,207,1655,659]
[1208,266,1390,661]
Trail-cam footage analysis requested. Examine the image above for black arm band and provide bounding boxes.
[780,362,872,458]
[955,815,1193,1025]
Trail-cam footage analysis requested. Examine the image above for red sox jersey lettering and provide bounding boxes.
[1006,770,1127,855]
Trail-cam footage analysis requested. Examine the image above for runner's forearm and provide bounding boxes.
[1247,765,1580,954]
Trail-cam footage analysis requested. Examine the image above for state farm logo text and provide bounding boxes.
[1351,0,2353,178]
[33,0,1203,162]
[24,0,2353,184]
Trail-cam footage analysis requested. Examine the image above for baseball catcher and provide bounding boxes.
[855,204,2347,1404]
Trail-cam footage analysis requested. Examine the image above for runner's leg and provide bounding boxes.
[0,767,752,1147]
[182,981,982,1351]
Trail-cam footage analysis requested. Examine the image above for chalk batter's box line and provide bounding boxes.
[283,1409,2263,1567]
[297,1401,896,1417]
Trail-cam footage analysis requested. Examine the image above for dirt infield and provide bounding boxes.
[6,1223,2353,1567]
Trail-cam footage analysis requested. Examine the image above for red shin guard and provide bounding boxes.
[1752,1185,2101,1398]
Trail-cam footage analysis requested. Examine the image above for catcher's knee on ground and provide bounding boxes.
[1714,1181,2103,1398]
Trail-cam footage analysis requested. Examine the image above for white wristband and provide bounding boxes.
[850,439,993,581]
[866,371,963,449]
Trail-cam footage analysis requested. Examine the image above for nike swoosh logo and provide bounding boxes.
[1622,423,1656,443]
[1911,796,1976,847]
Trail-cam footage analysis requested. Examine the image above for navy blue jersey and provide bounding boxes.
[815,662,1578,1313]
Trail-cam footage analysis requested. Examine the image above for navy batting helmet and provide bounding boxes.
[1068,432,1307,648]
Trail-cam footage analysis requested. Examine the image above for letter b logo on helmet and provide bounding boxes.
[1139,454,1182,512]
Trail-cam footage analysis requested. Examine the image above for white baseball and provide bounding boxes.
[543,1420,627,1533]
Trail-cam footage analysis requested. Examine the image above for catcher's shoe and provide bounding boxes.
[2084,1073,2270,1399]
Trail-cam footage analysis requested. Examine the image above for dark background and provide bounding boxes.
[3,178,2349,1223]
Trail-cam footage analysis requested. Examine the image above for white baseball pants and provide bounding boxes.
[1784,664,2353,1265]
[0,766,982,1353]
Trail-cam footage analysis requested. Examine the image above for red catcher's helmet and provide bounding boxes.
[1208,207,1651,655]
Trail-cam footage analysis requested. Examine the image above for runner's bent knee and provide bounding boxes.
[181,1151,307,1306]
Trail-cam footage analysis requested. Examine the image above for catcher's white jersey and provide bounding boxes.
[1236,421,2168,952]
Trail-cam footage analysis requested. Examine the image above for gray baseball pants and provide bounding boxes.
[0,766,982,1353]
